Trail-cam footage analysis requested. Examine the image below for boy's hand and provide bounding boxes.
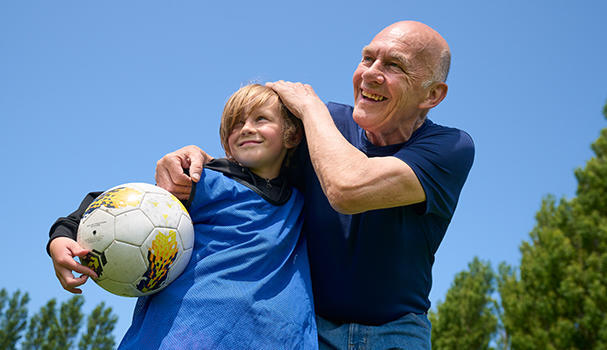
[155,145,214,200]
[49,237,98,294]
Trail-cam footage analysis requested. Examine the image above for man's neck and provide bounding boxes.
[365,116,426,146]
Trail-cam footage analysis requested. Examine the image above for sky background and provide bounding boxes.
[1,0,606,342]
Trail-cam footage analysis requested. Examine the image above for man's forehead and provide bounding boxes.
[362,41,415,63]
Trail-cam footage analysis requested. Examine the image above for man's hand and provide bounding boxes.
[266,81,327,121]
[155,145,214,200]
[49,237,98,294]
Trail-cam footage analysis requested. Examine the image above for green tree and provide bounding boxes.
[21,298,57,350]
[498,102,607,349]
[78,302,117,350]
[430,257,498,350]
[0,288,30,350]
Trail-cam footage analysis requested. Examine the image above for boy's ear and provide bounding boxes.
[285,128,303,149]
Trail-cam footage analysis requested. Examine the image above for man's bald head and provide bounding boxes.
[375,21,451,87]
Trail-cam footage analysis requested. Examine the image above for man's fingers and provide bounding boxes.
[165,156,193,187]
[156,161,192,199]
[188,151,205,183]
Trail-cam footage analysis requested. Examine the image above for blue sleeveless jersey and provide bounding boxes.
[119,168,317,349]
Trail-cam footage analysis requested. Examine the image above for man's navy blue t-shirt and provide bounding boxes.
[290,102,474,325]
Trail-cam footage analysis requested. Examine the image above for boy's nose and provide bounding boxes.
[240,120,256,134]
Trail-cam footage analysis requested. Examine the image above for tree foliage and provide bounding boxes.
[0,289,117,350]
[0,289,30,350]
[78,302,117,350]
[431,101,607,349]
[497,102,607,349]
[430,257,498,350]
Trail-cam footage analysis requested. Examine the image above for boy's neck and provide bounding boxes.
[248,166,281,180]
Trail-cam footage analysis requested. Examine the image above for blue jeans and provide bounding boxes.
[316,313,431,350]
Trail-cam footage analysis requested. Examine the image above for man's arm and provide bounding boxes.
[155,145,214,200]
[267,81,425,215]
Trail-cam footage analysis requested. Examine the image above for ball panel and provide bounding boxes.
[140,193,184,228]
[114,209,155,246]
[134,183,190,216]
[86,185,145,217]
[177,214,195,250]
[166,247,192,285]
[96,279,142,298]
[102,241,148,283]
[136,228,183,294]
[128,182,168,195]
[77,209,115,252]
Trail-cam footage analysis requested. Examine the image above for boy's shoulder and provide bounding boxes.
[196,158,293,206]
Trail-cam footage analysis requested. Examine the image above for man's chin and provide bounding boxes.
[352,109,377,129]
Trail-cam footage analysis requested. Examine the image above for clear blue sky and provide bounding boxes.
[1,0,606,341]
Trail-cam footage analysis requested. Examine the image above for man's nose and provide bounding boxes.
[361,62,385,85]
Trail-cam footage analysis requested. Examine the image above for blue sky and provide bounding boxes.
[1,0,606,341]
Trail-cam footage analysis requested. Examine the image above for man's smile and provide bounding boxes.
[361,90,387,102]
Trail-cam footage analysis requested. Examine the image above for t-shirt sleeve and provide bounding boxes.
[395,128,475,219]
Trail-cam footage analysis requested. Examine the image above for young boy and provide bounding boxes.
[47,84,317,349]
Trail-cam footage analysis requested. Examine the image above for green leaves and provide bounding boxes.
[0,289,30,350]
[78,303,117,350]
[497,101,607,349]
[0,289,116,350]
[432,100,607,349]
[430,258,497,350]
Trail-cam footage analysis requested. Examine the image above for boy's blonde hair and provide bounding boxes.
[219,84,302,164]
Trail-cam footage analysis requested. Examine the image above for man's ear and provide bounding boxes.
[419,82,448,110]
[285,128,303,149]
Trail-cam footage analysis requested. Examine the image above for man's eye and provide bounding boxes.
[362,56,374,63]
[388,62,403,71]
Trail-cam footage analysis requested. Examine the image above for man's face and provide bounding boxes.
[352,27,431,139]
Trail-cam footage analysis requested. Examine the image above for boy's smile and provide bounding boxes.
[227,98,288,180]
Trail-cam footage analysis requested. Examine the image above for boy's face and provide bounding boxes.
[227,98,288,179]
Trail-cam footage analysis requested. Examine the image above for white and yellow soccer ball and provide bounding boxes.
[77,183,194,297]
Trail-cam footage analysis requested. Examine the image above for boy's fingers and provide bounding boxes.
[57,252,98,279]
[56,269,85,294]
[70,261,98,279]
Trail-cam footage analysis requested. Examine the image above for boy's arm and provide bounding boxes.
[46,191,103,255]
[48,192,102,294]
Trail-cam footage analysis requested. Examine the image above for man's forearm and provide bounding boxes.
[300,105,425,214]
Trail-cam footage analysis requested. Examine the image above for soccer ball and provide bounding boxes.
[77,182,194,297]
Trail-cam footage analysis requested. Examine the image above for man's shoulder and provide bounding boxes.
[420,119,474,149]
[326,102,359,138]
[326,102,354,120]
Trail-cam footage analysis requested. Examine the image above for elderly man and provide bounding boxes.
[157,21,474,349]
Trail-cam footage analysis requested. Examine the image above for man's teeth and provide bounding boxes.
[361,91,386,101]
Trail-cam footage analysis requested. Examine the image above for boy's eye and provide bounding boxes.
[256,116,267,122]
